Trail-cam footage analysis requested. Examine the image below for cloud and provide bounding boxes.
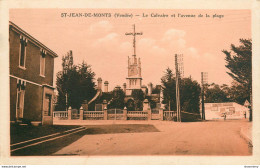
[93,33,119,47]
[89,20,113,35]
[161,29,186,50]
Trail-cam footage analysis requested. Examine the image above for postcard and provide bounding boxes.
[1,0,260,165]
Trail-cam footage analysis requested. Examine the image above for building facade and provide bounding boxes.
[9,21,58,125]
[204,102,249,120]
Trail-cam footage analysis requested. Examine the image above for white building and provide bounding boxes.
[204,102,249,120]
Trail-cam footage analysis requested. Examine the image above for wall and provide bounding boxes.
[205,102,249,120]
[9,29,54,86]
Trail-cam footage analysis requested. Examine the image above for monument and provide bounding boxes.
[125,24,143,96]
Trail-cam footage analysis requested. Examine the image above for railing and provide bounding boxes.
[53,111,68,120]
[84,111,104,120]
[163,111,176,121]
[127,111,148,120]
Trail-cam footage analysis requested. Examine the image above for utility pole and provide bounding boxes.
[175,54,184,122]
[125,24,143,56]
[201,72,208,120]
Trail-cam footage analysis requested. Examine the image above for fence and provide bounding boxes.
[108,109,124,120]
[163,111,177,121]
[84,111,104,120]
[53,106,200,122]
[127,111,148,120]
[53,111,68,120]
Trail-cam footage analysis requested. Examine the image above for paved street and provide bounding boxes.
[54,120,252,156]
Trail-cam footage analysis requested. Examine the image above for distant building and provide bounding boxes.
[9,21,58,125]
[204,102,249,120]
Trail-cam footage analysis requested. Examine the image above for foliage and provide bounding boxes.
[126,99,135,111]
[131,89,145,110]
[152,85,161,94]
[204,83,230,103]
[55,54,96,110]
[108,88,125,109]
[228,81,250,104]
[161,68,176,111]
[161,68,201,113]
[222,38,252,104]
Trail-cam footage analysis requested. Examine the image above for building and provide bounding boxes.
[204,102,249,120]
[9,21,58,125]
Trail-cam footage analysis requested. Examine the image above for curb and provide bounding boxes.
[240,126,252,146]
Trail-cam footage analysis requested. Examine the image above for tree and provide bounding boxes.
[161,68,201,114]
[223,39,252,120]
[228,81,250,105]
[108,88,125,109]
[161,68,176,110]
[223,39,252,89]
[55,53,96,110]
[131,89,145,110]
[180,78,201,113]
[204,83,230,103]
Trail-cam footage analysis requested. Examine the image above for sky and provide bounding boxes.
[9,9,251,91]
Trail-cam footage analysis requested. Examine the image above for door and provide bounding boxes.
[16,90,25,119]
[44,94,52,116]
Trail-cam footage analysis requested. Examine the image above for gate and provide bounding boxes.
[71,109,80,119]
[151,108,159,120]
[107,108,123,120]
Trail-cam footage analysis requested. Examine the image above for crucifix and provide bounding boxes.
[125,24,143,56]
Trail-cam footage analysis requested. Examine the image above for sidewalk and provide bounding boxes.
[240,122,252,146]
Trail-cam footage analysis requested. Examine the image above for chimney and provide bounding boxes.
[123,83,126,93]
[104,81,109,92]
[148,83,153,96]
[97,77,102,90]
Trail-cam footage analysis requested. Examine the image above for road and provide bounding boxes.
[54,120,252,156]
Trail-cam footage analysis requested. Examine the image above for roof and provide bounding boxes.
[9,21,58,58]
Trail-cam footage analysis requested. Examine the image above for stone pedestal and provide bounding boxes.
[79,106,84,120]
[147,108,152,120]
[68,107,72,120]
[103,107,108,120]
[123,107,127,120]
[159,108,164,121]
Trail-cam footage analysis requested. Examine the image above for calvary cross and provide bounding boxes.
[125,24,143,56]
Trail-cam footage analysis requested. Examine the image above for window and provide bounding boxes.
[40,49,46,77]
[19,36,27,68]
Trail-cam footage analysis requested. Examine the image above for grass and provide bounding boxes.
[84,124,159,135]
[10,124,80,144]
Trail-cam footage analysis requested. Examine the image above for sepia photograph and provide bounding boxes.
[1,0,260,166]
[8,8,253,156]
